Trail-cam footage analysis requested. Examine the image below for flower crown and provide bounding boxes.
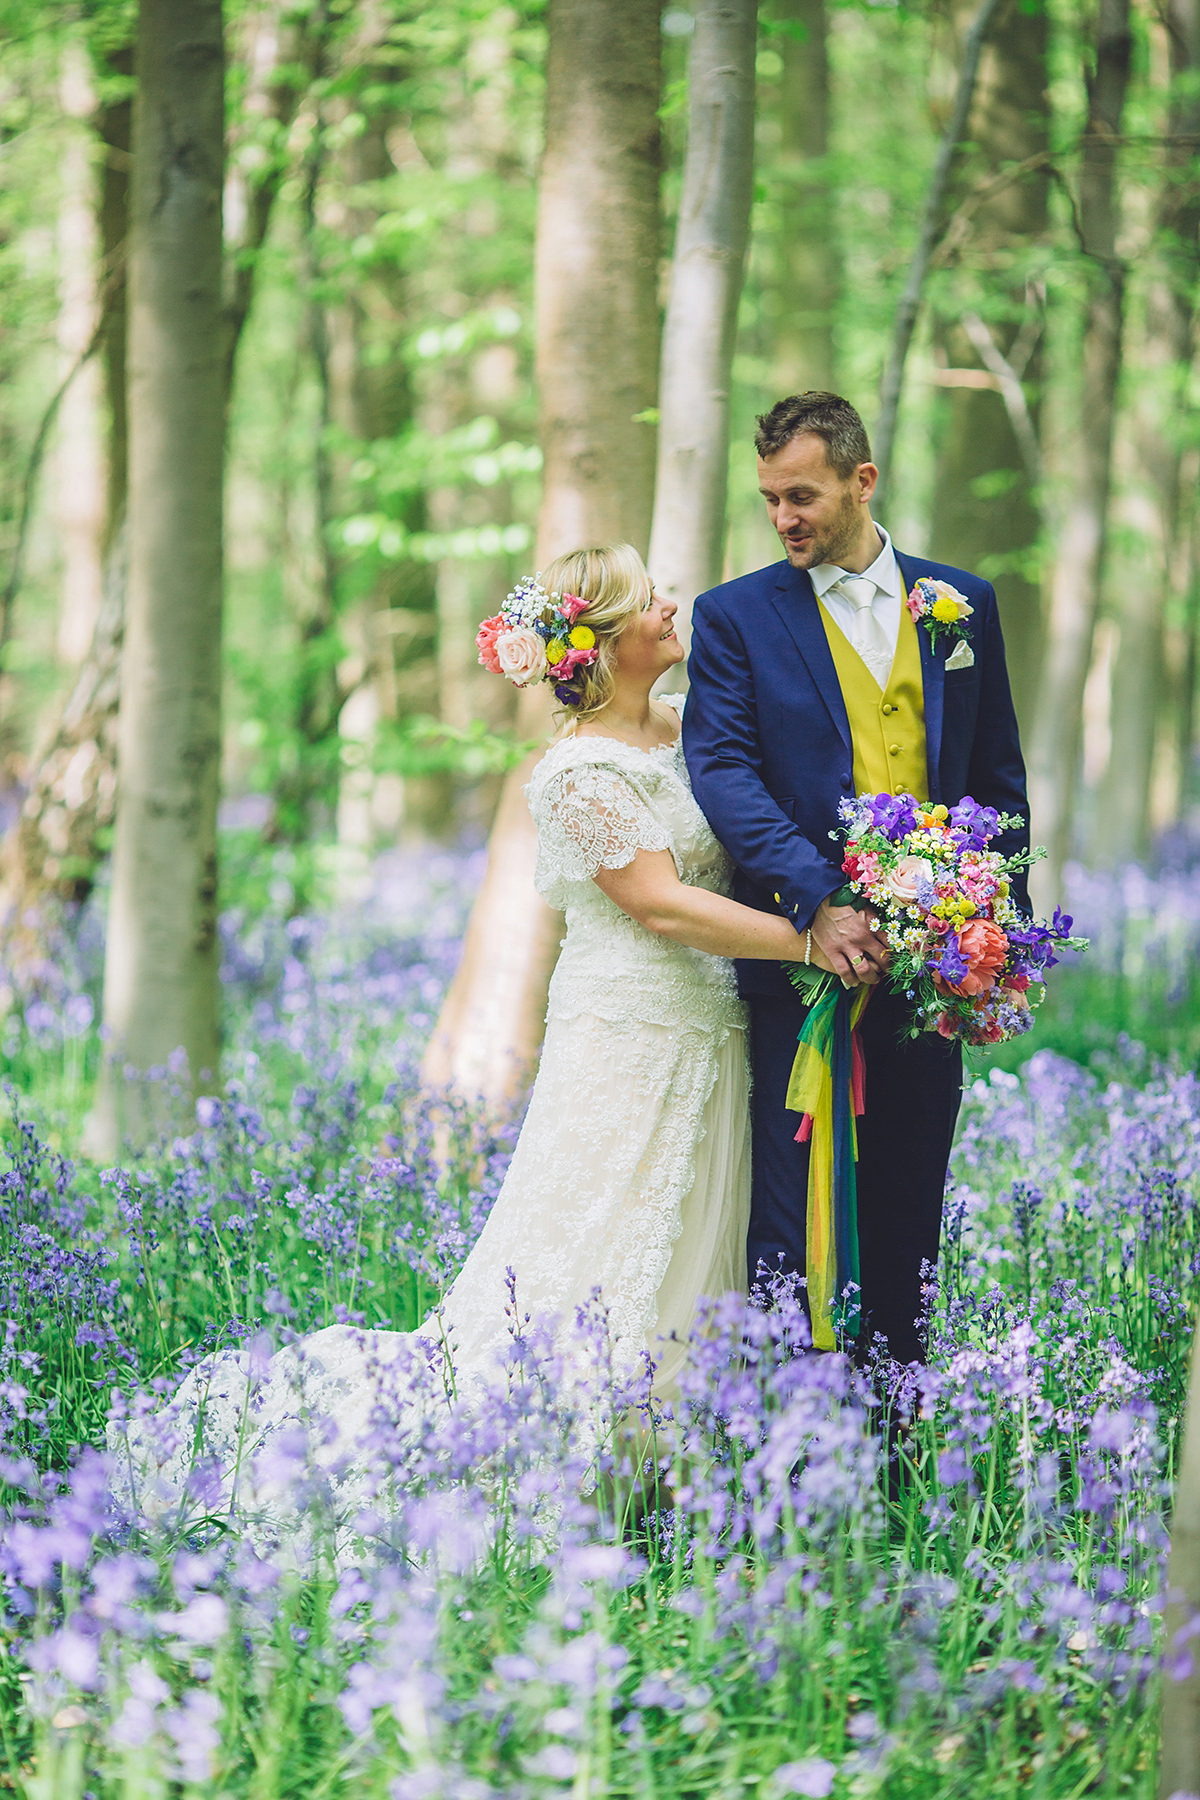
[475,576,599,707]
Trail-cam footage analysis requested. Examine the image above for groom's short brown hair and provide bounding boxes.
[754,392,872,479]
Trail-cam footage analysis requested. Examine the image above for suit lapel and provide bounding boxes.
[896,552,944,802]
[769,566,852,754]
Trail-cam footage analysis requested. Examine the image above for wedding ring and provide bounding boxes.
[852,952,867,966]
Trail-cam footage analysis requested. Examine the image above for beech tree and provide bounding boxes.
[1094,0,1200,862]
[422,0,662,1110]
[91,0,227,1151]
[872,0,1003,504]
[646,0,757,655]
[4,6,319,945]
[769,0,835,395]
[1027,0,1132,906]
[0,38,132,950]
[927,0,1050,729]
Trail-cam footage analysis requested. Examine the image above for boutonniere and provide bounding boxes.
[906,577,974,658]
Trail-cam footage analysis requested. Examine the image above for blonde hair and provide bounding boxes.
[539,543,653,727]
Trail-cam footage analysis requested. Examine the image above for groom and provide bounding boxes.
[683,392,1029,1364]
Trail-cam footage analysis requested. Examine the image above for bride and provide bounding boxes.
[113,543,833,1525]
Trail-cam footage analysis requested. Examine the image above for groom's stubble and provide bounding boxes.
[778,483,863,570]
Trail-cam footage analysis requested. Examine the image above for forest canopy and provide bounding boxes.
[0,0,1195,937]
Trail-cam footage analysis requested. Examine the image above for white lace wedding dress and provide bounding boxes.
[111,695,750,1530]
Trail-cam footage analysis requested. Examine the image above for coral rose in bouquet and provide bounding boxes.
[792,791,1087,1047]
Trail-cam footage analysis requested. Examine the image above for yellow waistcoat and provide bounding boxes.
[817,598,929,801]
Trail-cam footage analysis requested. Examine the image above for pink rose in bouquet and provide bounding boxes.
[475,614,506,674]
[887,854,934,906]
[496,626,548,687]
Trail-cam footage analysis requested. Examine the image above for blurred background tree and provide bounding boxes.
[0,0,1196,1101]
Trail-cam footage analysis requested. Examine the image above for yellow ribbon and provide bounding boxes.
[785,984,871,1350]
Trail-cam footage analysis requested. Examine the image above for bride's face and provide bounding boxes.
[614,589,684,681]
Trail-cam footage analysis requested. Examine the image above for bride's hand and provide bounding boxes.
[808,937,839,975]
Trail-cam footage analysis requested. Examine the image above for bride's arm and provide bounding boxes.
[593,848,839,966]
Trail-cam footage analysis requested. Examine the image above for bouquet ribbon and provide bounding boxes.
[785,983,870,1350]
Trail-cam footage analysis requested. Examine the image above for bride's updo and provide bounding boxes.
[538,543,653,726]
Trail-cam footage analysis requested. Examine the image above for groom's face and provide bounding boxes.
[757,433,875,570]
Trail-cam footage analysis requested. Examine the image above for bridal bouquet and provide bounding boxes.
[784,793,1085,1349]
[789,792,1087,1048]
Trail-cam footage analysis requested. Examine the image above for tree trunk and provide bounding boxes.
[534,0,662,557]
[647,0,757,656]
[1094,0,1200,862]
[422,0,662,1110]
[1026,0,1132,910]
[98,47,133,561]
[927,0,1049,734]
[55,44,106,669]
[3,7,315,944]
[872,0,1003,506]
[770,0,835,394]
[429,11,524,798]
[0,45,131,945]
[91,0,226,1152]
[1177,473,1200,809]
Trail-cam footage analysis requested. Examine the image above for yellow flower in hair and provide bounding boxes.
[568,625,595,650]
[545,639,567,665]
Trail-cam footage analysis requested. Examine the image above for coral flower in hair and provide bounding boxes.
[475,577,598,705]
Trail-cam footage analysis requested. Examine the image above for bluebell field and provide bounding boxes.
[0,843,1194,1797]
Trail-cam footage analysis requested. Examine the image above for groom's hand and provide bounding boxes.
[811,898,889,985]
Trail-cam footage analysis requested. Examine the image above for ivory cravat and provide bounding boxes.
[833,574,893,688]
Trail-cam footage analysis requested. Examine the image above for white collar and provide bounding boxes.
[810,525,900,601]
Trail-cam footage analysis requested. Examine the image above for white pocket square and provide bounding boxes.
[945,640,975,672]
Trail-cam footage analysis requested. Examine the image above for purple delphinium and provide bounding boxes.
[947,797,1001,851]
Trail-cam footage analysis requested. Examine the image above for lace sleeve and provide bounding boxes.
[531,761,672,902]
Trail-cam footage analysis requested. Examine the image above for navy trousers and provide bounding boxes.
[747,983,963,1365]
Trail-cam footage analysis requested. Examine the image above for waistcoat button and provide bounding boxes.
[889,744,900,756]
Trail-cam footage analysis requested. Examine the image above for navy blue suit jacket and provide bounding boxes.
[683,552,1031,1000]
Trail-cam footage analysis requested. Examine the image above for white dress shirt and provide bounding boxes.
[810,526,904,690]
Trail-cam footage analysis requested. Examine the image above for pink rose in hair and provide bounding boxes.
[475,614,506,675]
[555,644,599,681]
[496,626,548,687]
